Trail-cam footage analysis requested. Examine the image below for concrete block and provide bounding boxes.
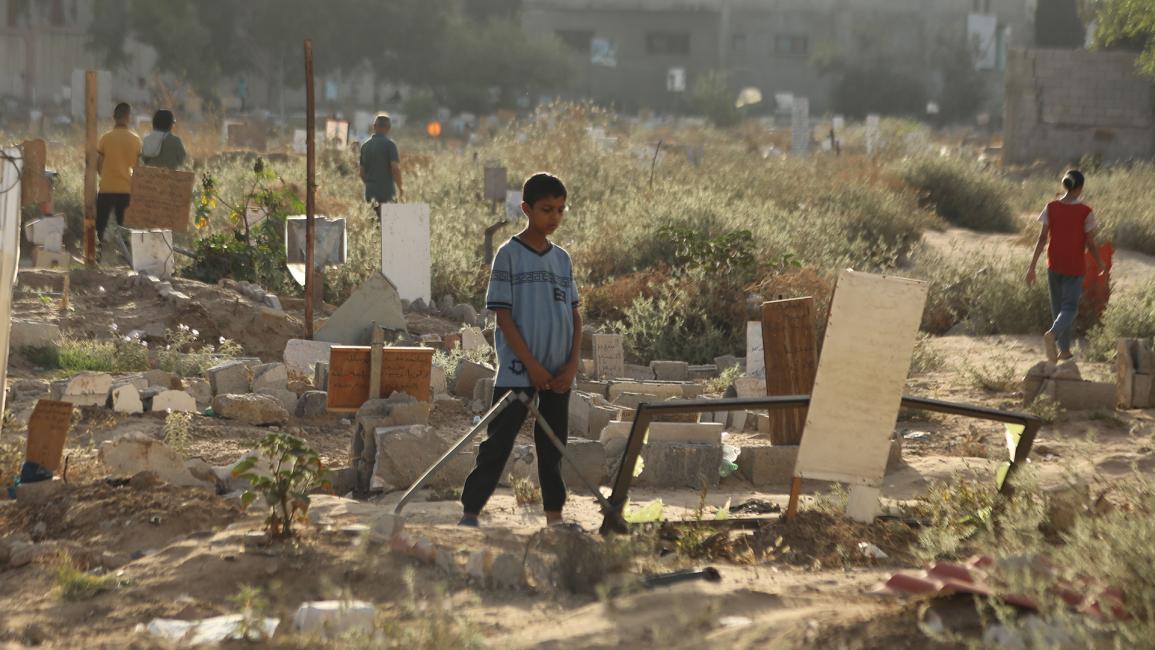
[112,384,144,414]
[600,421,723,446]
[453,360,494,398]
[472,377,495,404]
[575,380,609,398]
[588,405,618,441]
[186,379,212,406]
[635,441,722,489]
[315,272,406,345]
[560,438,607,487]
[650,361,689,382]
[371,425,472,491]
[99,432,215,489]
[51,372,113,406]
[568,391,592,437]
[1050,379,1117,411]
[9,320,60,349]
[623,364,655,381]
[284,339,334,373]
[430,365,447,396]
[251,362,289,392]
[733,376,766,398]
[207,360,249,396]
[257,388,299,415]
[298,391,329,417]
[32,246,70,269]
[613,392,660,410]
[737,444,798,487]
[143,369,180,389]
[1132,374,1152,409]
[211,393,289,425]
[152,390,197,413]
[292,601,376,640]
[607,382,684,402]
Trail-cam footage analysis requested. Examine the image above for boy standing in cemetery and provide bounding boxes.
[1026,169,1105,362]
[140,109,187,170]
[359,113,403,219]
[460,173,582,528]
[95,102,142,244]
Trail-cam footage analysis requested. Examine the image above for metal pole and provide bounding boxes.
[304,39,316,339]
[83,70,97,266]
[393,391,520,516]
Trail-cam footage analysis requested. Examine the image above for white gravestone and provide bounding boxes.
[129,229,175,277]
[0,148,22,418]
[746,321,765,378]
[380,203,432,304]
[592,334,625,380]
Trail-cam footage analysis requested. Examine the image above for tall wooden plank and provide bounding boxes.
[793,271,928,486]
[760,297,817,445]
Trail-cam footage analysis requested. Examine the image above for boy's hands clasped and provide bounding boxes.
[528,360,577,393]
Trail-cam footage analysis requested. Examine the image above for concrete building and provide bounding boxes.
[523,0,1036,116]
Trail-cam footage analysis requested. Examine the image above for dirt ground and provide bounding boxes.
[3,231,1155,648]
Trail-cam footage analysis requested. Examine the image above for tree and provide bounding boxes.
[1035,0,1086,48]
[1092,0,1155,77]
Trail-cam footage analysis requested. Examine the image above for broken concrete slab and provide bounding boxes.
[635,441,722,489]
[1133,374,1153,409]
[650,361,689,382]
[99,432,215,489]
[143,369,180,389]
[622,364,656,381]
[10,320,60,349]
[284,339,334,373]
[298,391,328,418]
[352,395,433,489]
[111,384,144,414]
[588,405,619,442]
[186,379,212,406]
[14,478,67,505]
[737,444,798,487]
[1048,379,1116,411]
[599,421,724,446]
[152,390,197,413]
[680,384,705,399]
[206,360,249,397]
[453,360,495,398]
[251,362,289,392]
[732,376,766,398]
[292,601,376,640]
[1052,360,1081,381]
[315,272,406,345]
[256,388,299,415]
[688,364,719,381]
[560,438,607,487]
[211,393,289,425]
[472,377,496,404]
[612,392,661,410]
[430,365,447,396]
[370,425,473,492]
[575,380,609,398]
[51,372,113,407]
[607,382,684,402]
[568,391,592,437]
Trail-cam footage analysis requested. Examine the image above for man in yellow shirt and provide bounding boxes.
[96,102,142,243]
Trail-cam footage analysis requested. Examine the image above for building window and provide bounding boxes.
[646,32,691,56]
[555,29,593,54]
[773,35,808,57]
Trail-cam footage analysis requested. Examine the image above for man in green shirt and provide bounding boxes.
[359,113,403,219]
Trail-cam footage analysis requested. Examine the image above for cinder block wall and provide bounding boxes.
[1004,49,1155,164]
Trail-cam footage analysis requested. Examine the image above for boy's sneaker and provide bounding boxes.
[458,515,480,528]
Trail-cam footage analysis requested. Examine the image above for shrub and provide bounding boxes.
[915,251,1052,336]
[54,553,119,601]
[894,155,1016,232]
[691,70,741,128]
[55,337,149,373]
[156,325,243,377]
[1084,286,1155,361]
[233,432,329,539]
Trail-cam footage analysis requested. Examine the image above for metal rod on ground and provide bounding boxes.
[303,38,316,339]
[83,70,97,266]
[519,392,628,532]
[392,390,520,516]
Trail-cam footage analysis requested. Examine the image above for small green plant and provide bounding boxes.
[1084,287,1155,361]
[909,333,944,376]
[703,364,742,394]
[233,432,329,539]
[1027,393,1062,424]
[962,358,1018,393]
[54,553,119,601]
[511,475,541,508]
[157,324,243,377]
[914,476,998,561]
[226,584,273,642]
[163,411,193,456]
[55,336,149,373]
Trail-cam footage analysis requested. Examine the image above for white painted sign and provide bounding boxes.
[791,97,810,156]
[794,271,928,487]
[380,203,431,304]
[746,321,765,378]
[0,148,23,422]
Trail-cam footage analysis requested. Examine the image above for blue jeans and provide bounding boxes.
[1047,270,1083,355]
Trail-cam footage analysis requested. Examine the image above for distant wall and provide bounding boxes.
[1004,49,1155,164]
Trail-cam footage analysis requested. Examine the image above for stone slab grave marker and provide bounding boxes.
[483,163,507,202]
[285,215,346,285]
[122,166,195,232]
[761,297,818,445]
[592,333,625,380]
[791,271,927,522]
[0,147,22,419]
[128,229,175,277]
[315,272,406,345]
[746,321,765,378]
[380,203,431,304]
[865,114,882,156]
[26,400,73,471]
[791,97,810,157]
[327,346,434,412]
[20,139,49,207]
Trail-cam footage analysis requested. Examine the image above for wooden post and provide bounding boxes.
[60,274,70,312]
[369,322,383,400]
[761,297,818,445]
[303,40,316,338]
[83,70,98,265]
[785,477,802,519]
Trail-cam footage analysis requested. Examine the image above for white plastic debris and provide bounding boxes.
[857,541,889,559]
[143,615,280,645]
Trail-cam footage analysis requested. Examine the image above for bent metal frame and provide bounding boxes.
[598,395,1042,535]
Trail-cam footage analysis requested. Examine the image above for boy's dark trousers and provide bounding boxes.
[95,192,130,241]
[461,387,569,515]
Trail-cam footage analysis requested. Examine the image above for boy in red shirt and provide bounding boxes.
[1026,169,1105,362]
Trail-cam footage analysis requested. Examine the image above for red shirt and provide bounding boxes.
[1045,200,1093,276]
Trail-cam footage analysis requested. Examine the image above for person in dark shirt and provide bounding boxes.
[359,113,403,219]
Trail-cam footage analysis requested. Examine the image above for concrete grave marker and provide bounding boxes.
[746,321,765,378]
[380,203,431,304]
[315,272,406,345]
[128,229,175,277]
[123,167,195,232]
[284,339,334,373]
[23,216,64,252]
[793,271,928,522]
[27,400,73,471]
[327,346,434,411]
[483,163,507,202]
[285,216,346,285]
[865,114,881,156]
[593,334,625,380]
[791,97,810,157]
[20,139,49,207]
[0,148,22,418]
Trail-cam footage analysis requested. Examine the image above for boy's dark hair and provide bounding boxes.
[1062,169,1085,191]
[152,109,174,132]
[113,102,131,120]
[522,172,567,206]
[374,113,391,129]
